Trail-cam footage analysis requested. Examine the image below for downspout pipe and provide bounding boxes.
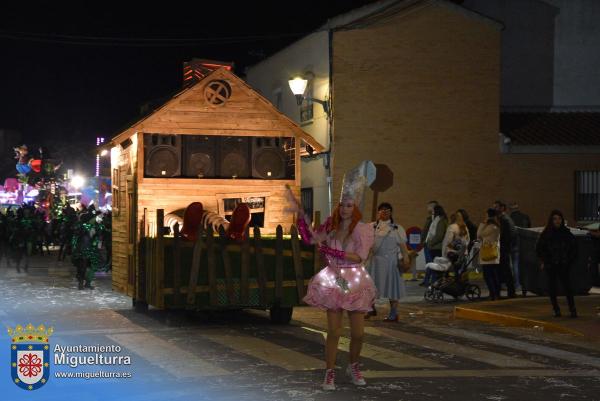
[326,28,334,215]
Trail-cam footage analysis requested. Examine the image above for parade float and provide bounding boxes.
[102,66,324,323]
[7,144,68,218]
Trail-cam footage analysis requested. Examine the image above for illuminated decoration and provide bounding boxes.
[183,59,234,88]
[96,137,105,177]
[71,175,85,190]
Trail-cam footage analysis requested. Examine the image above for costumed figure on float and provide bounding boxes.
[165,201,252,242]
[286,160,377,391]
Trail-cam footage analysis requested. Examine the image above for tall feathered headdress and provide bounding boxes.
[339,160,376,213]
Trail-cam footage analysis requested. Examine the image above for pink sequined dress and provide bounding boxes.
[303,221,377,312]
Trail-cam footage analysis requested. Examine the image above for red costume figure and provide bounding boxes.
[180,202,251,242]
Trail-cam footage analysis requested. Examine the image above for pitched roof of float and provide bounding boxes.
[108,67,324,152]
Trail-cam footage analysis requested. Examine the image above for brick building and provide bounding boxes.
[247,0,600,228]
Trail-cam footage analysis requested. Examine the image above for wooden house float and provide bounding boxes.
[104,67,324,320]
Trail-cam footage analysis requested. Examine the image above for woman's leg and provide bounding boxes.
[386,299,399,320]
[325,310,343,369]
[421,268,432,285]
[348,311,365,364]
[558,266,576,316]
[491,265,501,299]
[545,266,560,313]
[482,265,495,299]
[389,299,398,314]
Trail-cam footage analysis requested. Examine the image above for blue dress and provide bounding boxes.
[366,221,406,300]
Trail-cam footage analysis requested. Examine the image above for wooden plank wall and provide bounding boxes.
[137,180,299,235]
[111,140,138,295]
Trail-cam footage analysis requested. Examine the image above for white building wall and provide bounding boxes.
[246,30,332,217]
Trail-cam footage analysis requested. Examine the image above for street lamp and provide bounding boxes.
[287,76,330,115]
[288,77,308,105]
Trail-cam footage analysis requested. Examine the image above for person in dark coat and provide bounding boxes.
[536,210,578,318]
[509,202,531,228]
[458,209,478,251]
[494,201,516,298]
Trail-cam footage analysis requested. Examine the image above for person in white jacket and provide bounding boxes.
[424,211,470,283]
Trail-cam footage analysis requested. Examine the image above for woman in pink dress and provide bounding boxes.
[288,162,377,391]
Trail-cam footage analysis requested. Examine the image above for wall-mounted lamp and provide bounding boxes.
[288,76,330,115]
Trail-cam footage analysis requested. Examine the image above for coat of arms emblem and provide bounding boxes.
[8,323,53,391]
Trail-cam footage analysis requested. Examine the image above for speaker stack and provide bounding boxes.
[144,134,182,177]
[144,134,290,180]
[251,137,287,179]
[182,135,217,178]
[219,137,250,178]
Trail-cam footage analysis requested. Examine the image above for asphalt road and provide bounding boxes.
[0,258,599,401]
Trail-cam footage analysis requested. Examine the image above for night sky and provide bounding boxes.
[0,1,375,152]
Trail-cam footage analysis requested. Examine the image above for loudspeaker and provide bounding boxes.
[144,134,181,177]
[219,137,250,178]
[251,137,287,179]
[182,135,217,178]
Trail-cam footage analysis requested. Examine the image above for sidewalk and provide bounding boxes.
[454,294,600,340]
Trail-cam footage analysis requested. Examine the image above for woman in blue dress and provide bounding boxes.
[366,202,408,322]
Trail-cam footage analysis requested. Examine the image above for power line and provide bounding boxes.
[0,30,308,47]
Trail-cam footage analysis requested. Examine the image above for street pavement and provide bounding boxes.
[0,256,599,401]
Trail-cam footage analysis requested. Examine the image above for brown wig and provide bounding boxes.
[329,203,362,238]
[451,211,468,237]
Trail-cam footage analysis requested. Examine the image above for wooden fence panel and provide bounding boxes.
[186,225,204,308]
[172,223,182,307]
[208,227,219,306]
[156,209,165,309]
[240,227,250,304]
[254,226,267,305]
[290,224,305,302]
[275,225,284,303]
[218,226,235,305]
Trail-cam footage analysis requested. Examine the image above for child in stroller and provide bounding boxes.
[424,240,481,302]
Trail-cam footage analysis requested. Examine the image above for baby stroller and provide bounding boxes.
[424,240,481,303]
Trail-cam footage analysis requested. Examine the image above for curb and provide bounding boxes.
[454,306,585,336]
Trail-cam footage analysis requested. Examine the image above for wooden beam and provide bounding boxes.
[139,177,296,186]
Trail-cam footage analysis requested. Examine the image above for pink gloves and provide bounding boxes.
[318,245,346,261]
[296,216,313,246]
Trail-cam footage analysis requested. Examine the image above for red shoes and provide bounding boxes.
[180,202,204,241]
[226,203,251,241]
